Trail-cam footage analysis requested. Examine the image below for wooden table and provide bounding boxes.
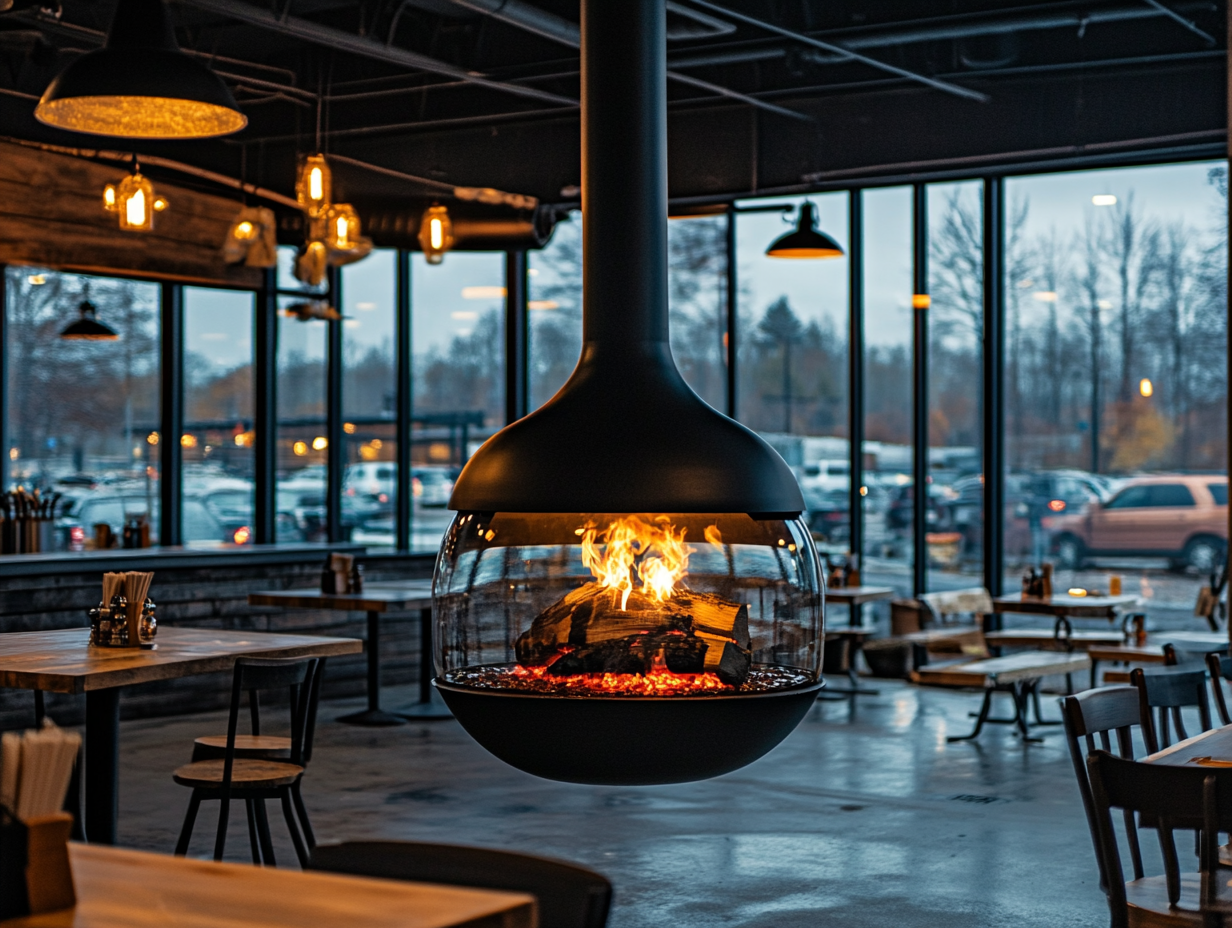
[824,585,895,627]
[0,626,360,847]
[0,843,536,928]
[1146,725,1232,768]
[991,593,1140,634]
[249,582,440,727]
[915,650,1091,742]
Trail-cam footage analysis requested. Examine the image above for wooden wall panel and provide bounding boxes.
[0,141,264,288]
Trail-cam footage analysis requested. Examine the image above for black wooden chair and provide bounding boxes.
[1062,686,1146,901]
[1131,666,1214,755]
[308,840,613,928]
[173,657,321,867]
[1206,654,1232,726]
[189,657,326,849]
[1086,749,1232,928]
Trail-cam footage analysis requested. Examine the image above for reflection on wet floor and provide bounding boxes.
[113,678,1125,927]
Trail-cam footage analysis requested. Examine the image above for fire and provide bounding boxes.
[579,516,693,611]
[511,664,729,696]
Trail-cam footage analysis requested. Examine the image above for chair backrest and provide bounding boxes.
[1130,666,1213,754]
[1061,686,1143,896]
[1086,750,1232,920]
[918,587,993,627]
[308,840,612,928]
[1207,653,1232,726]
[221,657,319,790]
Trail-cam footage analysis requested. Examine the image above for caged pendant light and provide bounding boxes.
[35,0,245,140]
[418,204,454,264]
[765,202,844,259]
[296,154,332,219]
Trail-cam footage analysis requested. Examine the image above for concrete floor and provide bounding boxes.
[104,679,1128,928]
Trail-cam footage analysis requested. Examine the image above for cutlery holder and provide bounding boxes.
[0,812,76,919]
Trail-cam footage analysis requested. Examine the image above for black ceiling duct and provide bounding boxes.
[448,2,802,515]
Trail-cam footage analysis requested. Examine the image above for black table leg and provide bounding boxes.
[84,688,120,844]
[338,611,405,726]
[400,606,452,720]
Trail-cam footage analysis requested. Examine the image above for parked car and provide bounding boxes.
[412,468,453,508]
[800,459,850,494]
[58,492,228,549]
[803,488,849,543]
[1049,474,1228,572]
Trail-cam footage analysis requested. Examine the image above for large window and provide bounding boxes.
[411,251,505,553]
[668,214,727,411]
[736,194,850,562]
[862,187,915,595]
[1005,162,1228,609]
[927,182,984,590]
[183,287,254,547]
[276,294,328,543]
[342,249,397,551]
[528,211,582,411]
[6,268,160,549]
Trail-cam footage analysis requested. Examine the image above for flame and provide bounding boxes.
[511,664,729,696]
[579,516,693,611]
[704,524,723,549]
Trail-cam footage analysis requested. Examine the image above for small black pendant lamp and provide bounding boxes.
[35,0,246,139]
[765,202,844,259]
[60,300,119,340]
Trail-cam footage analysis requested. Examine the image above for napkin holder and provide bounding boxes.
[0,811,76,918]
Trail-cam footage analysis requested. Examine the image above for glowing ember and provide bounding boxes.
[447,663,815,698]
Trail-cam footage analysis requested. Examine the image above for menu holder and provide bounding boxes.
[0,811,76,919]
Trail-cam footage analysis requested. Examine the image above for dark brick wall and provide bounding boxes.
[0,553,434,730]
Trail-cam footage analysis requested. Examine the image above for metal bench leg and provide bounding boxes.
[1011,682,1044,743]
[948,689,994,742]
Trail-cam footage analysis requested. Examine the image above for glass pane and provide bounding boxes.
[529,211,582,410]
[1004,162,1227,610]
[862,187,915,596]
[411,252,505,553]
[342,249,398,551]
[668,214,727,411]
[6,268,160,551]
[927,181,983,590]
[735,194,850,568]
[183,287,255,547]
[277,245,327,295]
[277,295,328,543]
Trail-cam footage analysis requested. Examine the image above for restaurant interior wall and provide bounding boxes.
[0,158,1225,624]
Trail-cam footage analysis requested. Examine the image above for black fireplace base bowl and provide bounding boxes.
[434,675,824,785]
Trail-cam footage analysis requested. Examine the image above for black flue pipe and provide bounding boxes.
[449,0,803,515]
[581,0,668,350]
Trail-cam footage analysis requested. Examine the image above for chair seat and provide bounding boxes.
[1124,874,1203,927]
[194,734,293,760]
[173,758,304,790]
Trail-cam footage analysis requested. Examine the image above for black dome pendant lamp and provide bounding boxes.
[765,202,844,259]
[60,300,119,340]
[35,0,246,140]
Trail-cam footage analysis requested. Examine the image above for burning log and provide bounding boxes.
[515,583,752,687]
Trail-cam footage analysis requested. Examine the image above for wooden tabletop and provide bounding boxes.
[0,627,362,695]
[249,582,434,613]
[985,629,1126,649]
[915,650,1091,688]
[0,843,536,928]
[1146,725,1232,768]
[991,593,1140,618]
[824,586,895,605]
[1088,631,1230,664]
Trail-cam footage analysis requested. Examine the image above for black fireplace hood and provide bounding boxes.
[448,0,803,517]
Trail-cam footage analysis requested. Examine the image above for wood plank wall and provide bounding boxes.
[0,555,433,730]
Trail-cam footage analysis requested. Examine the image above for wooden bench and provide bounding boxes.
[914,650,1091,743]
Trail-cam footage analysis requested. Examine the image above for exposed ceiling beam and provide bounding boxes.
[445,0,810,121]
[172,0,579,107]
[680,0,991,103]
[1141,0,1216,44]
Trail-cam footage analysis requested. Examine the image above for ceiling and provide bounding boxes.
[0,0,1223,231]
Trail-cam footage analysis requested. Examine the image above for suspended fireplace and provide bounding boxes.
[433,0,824,785]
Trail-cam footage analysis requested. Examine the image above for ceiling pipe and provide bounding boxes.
[172,0,577,107]
[445,0,809,120]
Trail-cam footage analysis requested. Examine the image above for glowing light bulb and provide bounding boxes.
[126,188,146,227]
[1140,378,1153,397]
[430,218,443,249]
[102,184,116,211]
[309,167,323,202]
